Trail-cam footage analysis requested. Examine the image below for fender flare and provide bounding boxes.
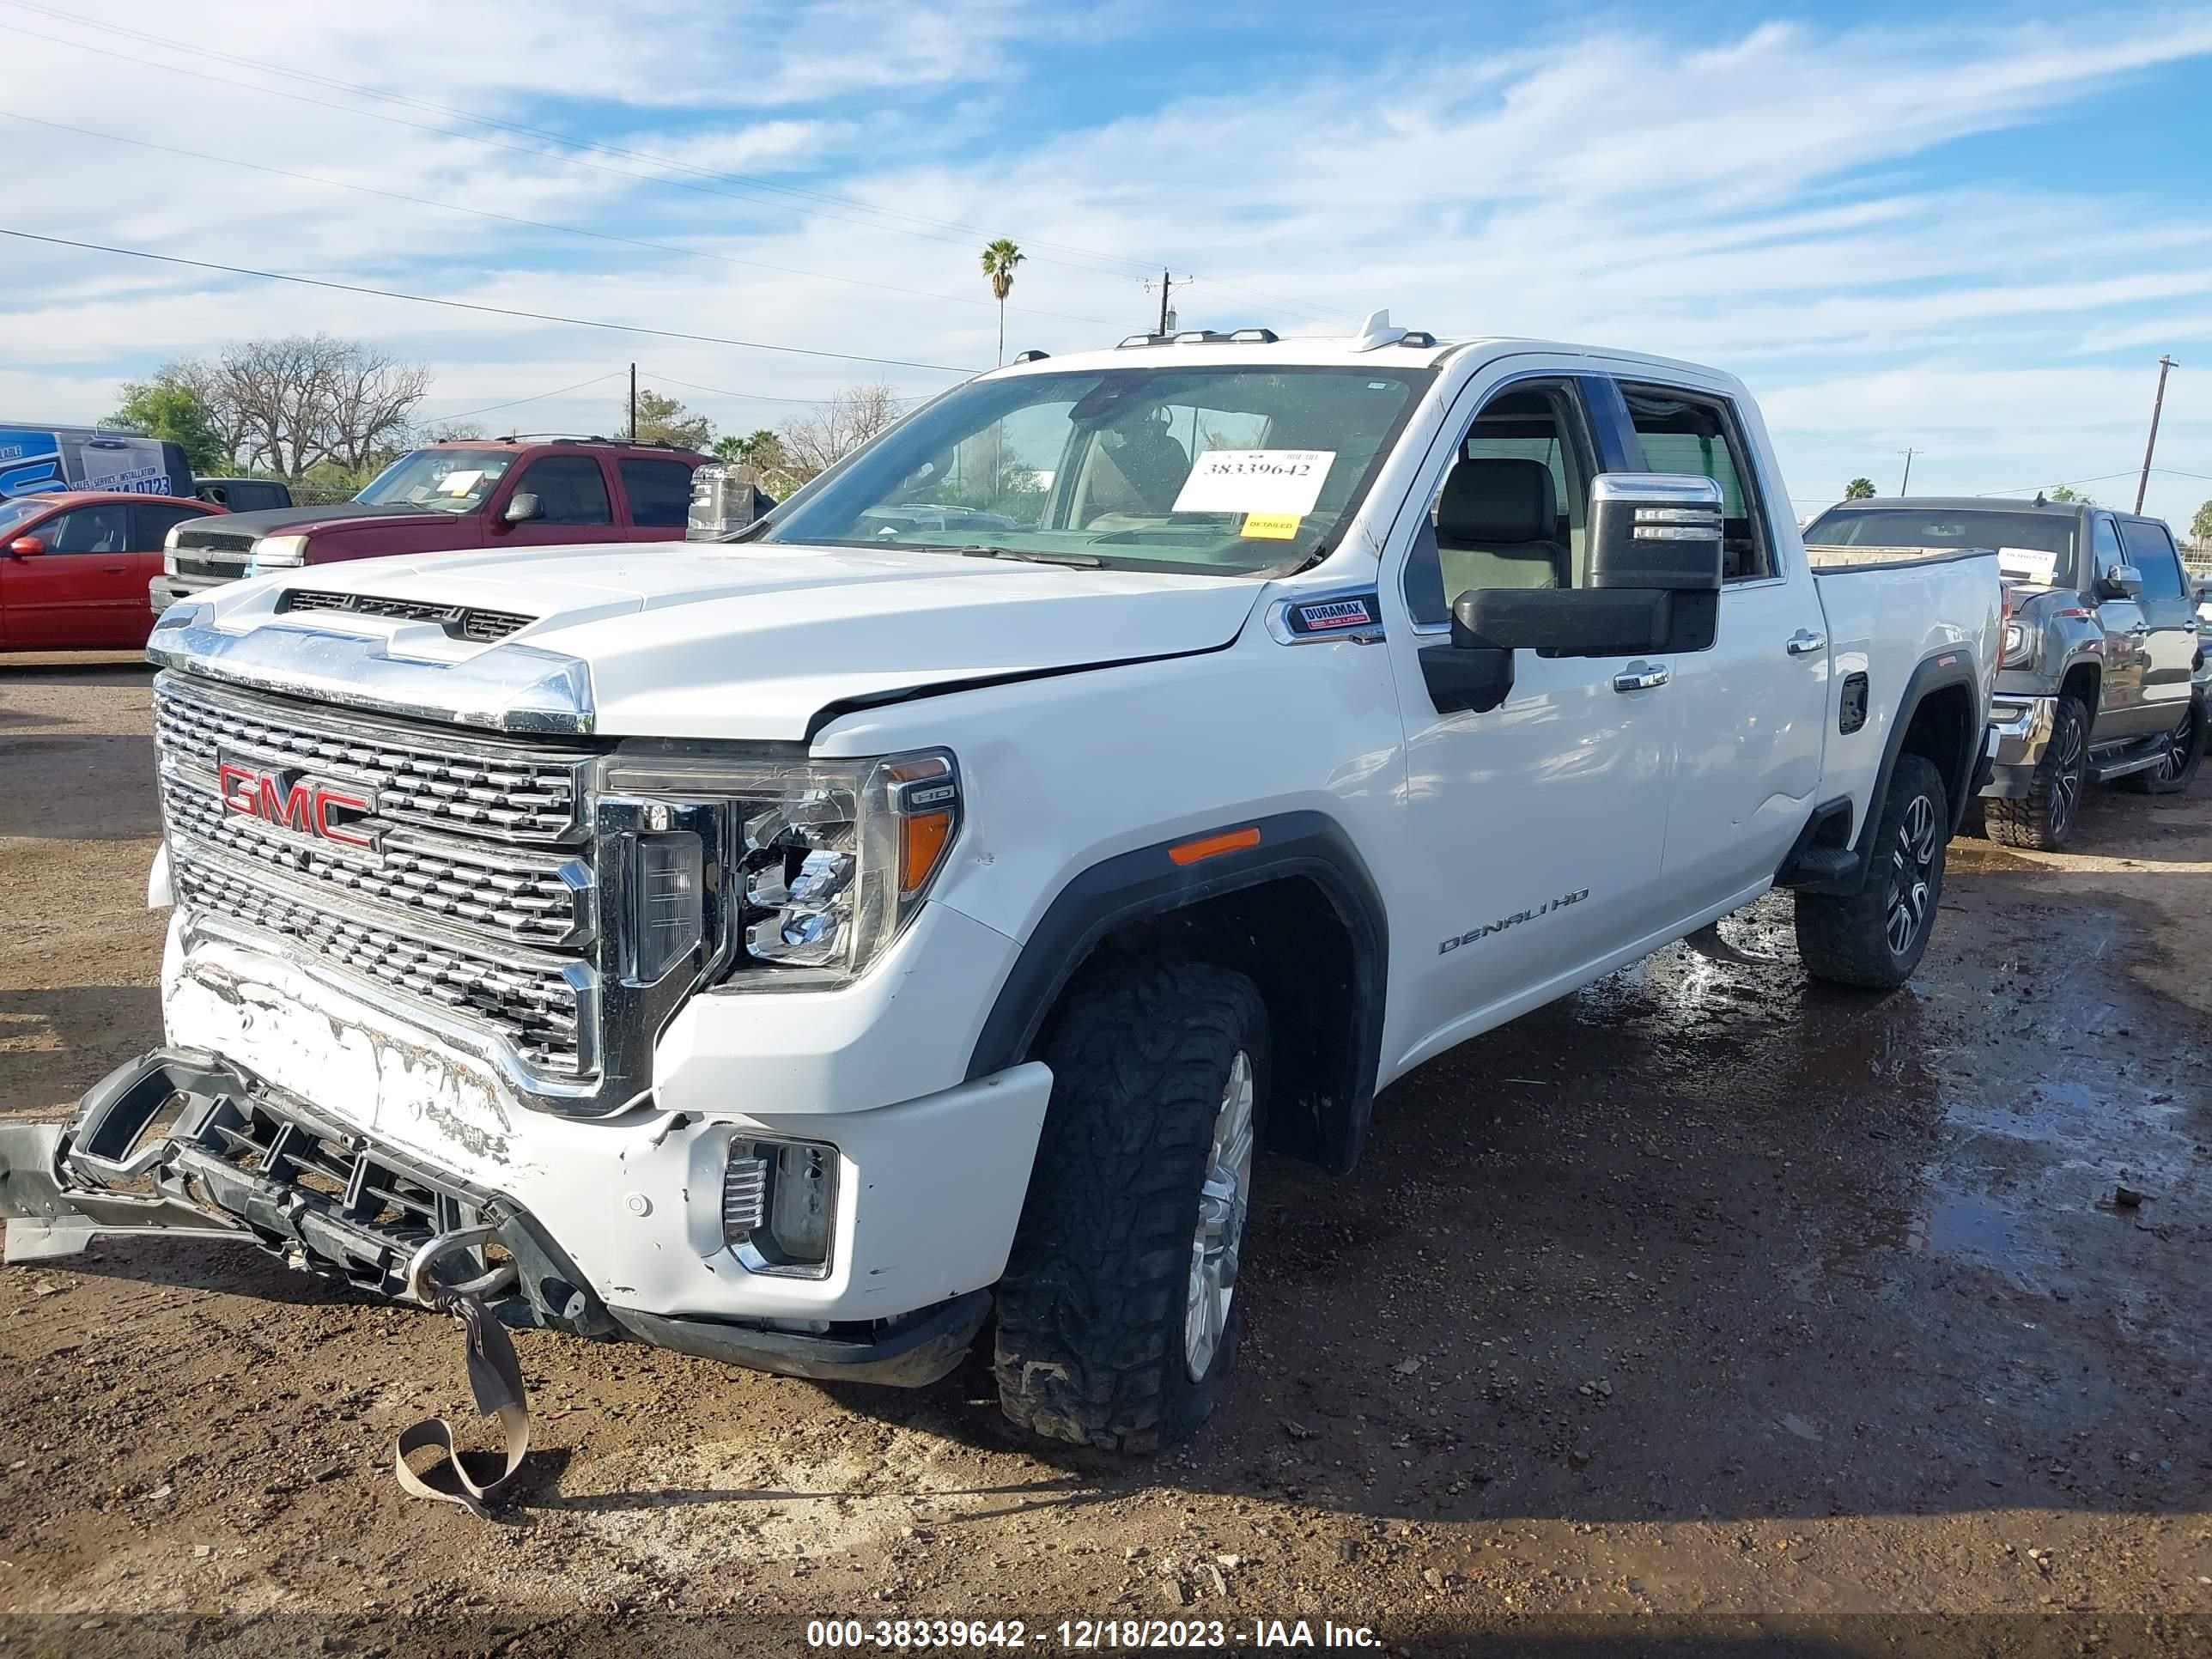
[965,810,1389,1176]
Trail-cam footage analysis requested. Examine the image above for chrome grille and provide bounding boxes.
[173,849,586,1076]
[155,675,588,844]
[159,775,590,948]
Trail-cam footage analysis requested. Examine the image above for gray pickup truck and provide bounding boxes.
[1804,497,2207,849]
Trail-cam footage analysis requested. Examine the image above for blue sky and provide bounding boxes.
[3,0,2210,527]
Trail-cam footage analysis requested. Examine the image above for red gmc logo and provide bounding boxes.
[216,757,380,853]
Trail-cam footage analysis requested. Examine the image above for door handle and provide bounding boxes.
[1612,663,1670,693]
[1785,629,1826,657]
[102,563,128,574]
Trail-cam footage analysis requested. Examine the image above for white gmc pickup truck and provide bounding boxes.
[0,320,2000,1451]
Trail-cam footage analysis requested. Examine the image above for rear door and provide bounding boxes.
[2087,513,2152,740]
[2118,517,2201,737]
[617,457,697,541]
[130,502,214,642]
[1616,376,1831,919]
[500,453,624,546]
[2,500,135,647]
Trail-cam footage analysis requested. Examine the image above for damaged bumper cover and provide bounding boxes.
[0,1049,989,1388]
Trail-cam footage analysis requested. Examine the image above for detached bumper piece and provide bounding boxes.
[0,1048,989,1389]
[0,1048,608,1334]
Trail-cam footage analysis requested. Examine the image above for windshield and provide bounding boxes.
[0,495,52,536]
[757,365,1434,574]
[354,448,516,513]
[1804,505,2079,586]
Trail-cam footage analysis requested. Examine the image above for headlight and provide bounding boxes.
[162,521,185,574]
[599,747,961,990]
[249,533,309,572]
[2001,620,2033,668]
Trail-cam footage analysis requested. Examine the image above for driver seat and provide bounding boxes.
[1434,456,1568,595]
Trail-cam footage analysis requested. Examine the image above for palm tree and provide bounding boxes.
[981,239,1024,366]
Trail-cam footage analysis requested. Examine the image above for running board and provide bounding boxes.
[2090,741,2166,785]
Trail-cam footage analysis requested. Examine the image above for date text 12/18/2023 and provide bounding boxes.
[805,1618,1383,1649]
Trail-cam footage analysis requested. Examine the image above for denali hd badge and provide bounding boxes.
[215,750,381,855]
[1438,887,1589,953]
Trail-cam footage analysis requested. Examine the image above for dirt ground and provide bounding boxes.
[1,658,2207,1657]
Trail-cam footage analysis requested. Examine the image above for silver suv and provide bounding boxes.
[1805,498,2207,848]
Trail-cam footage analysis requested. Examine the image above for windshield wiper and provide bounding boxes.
[955,544,1104,568]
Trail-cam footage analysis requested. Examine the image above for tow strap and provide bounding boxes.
[392,1260,531,1518]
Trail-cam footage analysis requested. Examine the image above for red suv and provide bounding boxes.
[3,490,223,652]
[152,438,705,612]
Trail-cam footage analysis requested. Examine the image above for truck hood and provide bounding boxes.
[167,539,1267,742]
[178,501,447,539]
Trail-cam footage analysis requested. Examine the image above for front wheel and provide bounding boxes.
[1795,753,1949,990]
[2117,698,2204,795]
[1984,695,2087,849]
[994,961,1269,1452]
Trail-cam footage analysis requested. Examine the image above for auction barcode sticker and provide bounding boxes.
[1173,449,1336,517]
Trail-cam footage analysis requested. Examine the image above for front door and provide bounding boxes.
[497,455,626,547]
[0,500,137,647]
[1382,368,1676,1076]
[2087,513,2152,742]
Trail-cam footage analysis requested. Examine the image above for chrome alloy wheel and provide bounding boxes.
[2050,715,2085,837]
[1185,1049,1256,1381]
[1886,792,1940,957]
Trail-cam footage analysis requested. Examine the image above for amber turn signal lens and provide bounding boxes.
[898,809,957,894]
[1169,825,1261,866]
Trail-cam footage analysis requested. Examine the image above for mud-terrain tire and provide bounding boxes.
[994,961,1268,1453]
[1796,754,1948,991]
[2116,696,2204,795]
[1984,695,2087,849]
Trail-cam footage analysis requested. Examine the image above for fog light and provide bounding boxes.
[724,1138,837,1276]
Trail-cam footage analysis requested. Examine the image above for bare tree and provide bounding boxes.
[149,336,430,482]
[322,342,430,473]
[778,384,908,484]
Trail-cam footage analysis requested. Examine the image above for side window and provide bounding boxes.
[43,503,131,553]
[516,456,612,525]
[133,503,206,547]
[1402,380,1595,625]
[2118,520,2187,600]
[2090,514,2125,583]
[619,459,695,528]
[1621,386,1772,581]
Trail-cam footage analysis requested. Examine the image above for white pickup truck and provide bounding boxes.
[0,320,2000,1451]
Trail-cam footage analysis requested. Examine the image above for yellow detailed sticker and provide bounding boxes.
[1241,512,1304,540]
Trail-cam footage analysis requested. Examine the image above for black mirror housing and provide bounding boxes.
[1586,473,1725,591]
[1454,587,1674,657]
[503,492,543,525]
[2101,562,2143,599]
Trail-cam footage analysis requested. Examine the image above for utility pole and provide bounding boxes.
[2135,354,2177,514]
[1142,269,1189,336]
[1899,447,1919,494]
[629,363,638,443]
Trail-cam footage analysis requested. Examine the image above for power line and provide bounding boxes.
[428,371,628,424]
[632,371,845,409]
[0,4,1349,328]
[0,108,1126,330]
[0,227,983,375]
[1975,469,2140,498]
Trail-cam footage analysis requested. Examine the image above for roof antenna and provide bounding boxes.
[2033,490,2046,507]
[1350,308,1409,352]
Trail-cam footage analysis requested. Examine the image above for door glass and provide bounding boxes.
[516,456,613,525]
[2118,520,2187,599]
[618,459,695,528]
[1621,386,1773,581]
[1402,381,1595,624]
[44,504,131,552]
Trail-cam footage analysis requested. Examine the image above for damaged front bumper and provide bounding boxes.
[0,1049,990,1388]
[1979,694,2055,799]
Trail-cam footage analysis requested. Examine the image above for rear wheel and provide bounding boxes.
[1984,695,2087,850]
[2117,698,2204,794]
[994,960,1268,1452]
[1796,753,1948,990]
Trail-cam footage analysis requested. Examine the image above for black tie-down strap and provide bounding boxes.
[393,1285,530,1519]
